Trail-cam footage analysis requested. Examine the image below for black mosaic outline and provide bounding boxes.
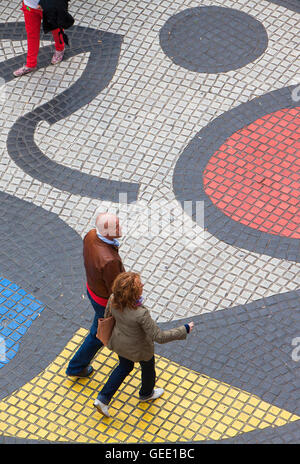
[1,419,300,444]
[159,6,268,74]
[0,10,299,446]
[204,420,300,444]
[266,0,300,13]
[157,289,300,421]
[0,23,139,203]
[0,191,92,401]
[0,190,299,443]
[173,85,300,262]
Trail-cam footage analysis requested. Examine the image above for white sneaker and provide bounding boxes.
[139,388,164,402]
[94,398,110,417]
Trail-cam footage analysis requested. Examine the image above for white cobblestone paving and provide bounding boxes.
[0,0,299,322]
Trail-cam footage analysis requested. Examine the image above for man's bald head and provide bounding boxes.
[95,212,122,239]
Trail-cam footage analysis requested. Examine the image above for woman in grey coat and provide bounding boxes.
[94,271,194,417]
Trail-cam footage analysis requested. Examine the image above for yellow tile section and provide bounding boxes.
[0,328,299,443]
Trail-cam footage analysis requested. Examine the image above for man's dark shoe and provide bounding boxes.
[67,365,94,378]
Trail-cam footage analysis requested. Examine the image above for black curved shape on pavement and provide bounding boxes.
[1,189,299,444]
[0,191,93,400]
[265,0,300,13]
[173,85,300,262]
[1,23,139,203]
[158,288,300,422]
[159,6,268,74]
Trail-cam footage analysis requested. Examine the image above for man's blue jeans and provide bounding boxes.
[66,291,105,375]
[98,355,156,405]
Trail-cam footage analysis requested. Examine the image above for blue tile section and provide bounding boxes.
[0,277,45,368]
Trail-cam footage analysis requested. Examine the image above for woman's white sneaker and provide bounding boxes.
[139,388,164,402]
[94,398,110,417]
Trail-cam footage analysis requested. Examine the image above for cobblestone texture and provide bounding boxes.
[0,0,299,445]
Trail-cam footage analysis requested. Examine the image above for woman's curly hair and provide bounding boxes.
[111,272,142,311]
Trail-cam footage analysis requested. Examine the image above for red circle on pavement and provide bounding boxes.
[203,107,300,239]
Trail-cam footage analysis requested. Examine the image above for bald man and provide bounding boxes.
[66,213,125,377]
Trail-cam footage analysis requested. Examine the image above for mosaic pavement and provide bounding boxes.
[0,0,299,444]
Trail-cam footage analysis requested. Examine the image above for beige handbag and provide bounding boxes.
[96,297,115,346]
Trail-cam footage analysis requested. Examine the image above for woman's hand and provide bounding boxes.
[188,321,194,332]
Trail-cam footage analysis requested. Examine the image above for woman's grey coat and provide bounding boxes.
[105,296,187,362]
